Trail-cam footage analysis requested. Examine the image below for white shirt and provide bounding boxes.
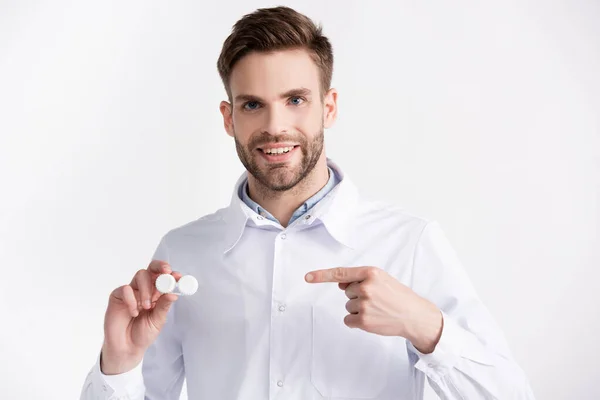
[80,159,535,400]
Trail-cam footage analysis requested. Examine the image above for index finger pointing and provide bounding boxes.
[305,267,369,283]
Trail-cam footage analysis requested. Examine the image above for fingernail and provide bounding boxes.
[144,300,151,308]
[305,274,314,282]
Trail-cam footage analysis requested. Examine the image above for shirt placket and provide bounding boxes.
[269,228,289,398]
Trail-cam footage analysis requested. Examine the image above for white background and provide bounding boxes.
[1,1,598,399]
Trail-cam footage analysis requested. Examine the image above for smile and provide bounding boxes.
[256,145,300,162]
[261,146,295,154]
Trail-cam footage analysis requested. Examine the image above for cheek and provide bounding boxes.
[232,113,261,140]
[294,105,323,132]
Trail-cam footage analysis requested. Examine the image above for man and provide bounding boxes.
[81,6,535,400]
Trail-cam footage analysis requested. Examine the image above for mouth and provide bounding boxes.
[255,145,300,163]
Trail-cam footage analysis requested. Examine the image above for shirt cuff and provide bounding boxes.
[407,311,493,378]
[92,351,145,398]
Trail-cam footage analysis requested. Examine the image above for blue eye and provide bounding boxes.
[289,97,304,106]
[244,101,260,111]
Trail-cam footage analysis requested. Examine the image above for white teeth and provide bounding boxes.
[263,146,294,154]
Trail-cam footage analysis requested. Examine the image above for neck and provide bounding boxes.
[247,156,329,227]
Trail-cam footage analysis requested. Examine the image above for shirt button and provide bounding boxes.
[280,233,287,240]
[304,214,311,220]
[257,215,264,220]
[428,363,435,368]
[277,380,284,387]
[278,304,286,312]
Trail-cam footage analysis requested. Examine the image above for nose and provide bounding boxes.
[263,104,290,136]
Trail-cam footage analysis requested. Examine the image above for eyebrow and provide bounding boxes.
[234,88,313,104]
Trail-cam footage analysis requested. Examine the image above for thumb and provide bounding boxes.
[149,293,178,331]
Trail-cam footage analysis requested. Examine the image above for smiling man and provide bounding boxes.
[222,47,331,226]
[81,6,535,400]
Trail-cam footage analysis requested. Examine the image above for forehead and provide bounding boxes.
[229,49,320,99]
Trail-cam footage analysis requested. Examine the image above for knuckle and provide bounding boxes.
[343,314,352,325]
[357,313,368,326]
[344,285,353,297]
[334,267,346,280]
[358,284,371,298]
[357,301,368,314]
[366,267,379,279]
[345,282,356,293]
[110,286,122,298]
[115,285,128,294]
[345,300,353,313]
[153,261,169,273]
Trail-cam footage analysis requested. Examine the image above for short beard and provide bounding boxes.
[234,125,324,193]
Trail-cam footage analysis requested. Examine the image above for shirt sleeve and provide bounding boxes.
[406,220,536,399]
[79,352,145,400]
[80,233,186,400]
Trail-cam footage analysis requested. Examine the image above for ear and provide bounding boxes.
[323,88,338,129]
[220,101,234,137]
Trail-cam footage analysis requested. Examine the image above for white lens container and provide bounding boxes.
[155,274,177,294]
[177,275,198,295]
[155,273,198,296]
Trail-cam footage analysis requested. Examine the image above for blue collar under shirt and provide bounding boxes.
[239,166,339,226]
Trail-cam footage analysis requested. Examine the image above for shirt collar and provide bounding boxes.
[240,166,337,224]
[221,158,359,254]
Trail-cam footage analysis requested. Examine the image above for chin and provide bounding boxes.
[261,169,303,191]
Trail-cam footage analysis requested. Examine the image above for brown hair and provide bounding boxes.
[217,6,334,100]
